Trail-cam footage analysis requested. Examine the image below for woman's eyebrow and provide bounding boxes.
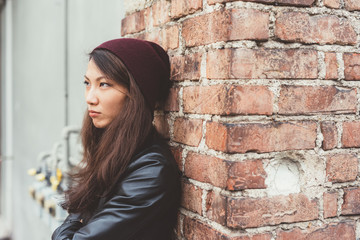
[84,75,108,81]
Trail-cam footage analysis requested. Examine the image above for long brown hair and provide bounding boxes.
[62,49,154,219]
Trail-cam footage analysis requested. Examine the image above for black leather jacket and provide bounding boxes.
[52,140,181,240]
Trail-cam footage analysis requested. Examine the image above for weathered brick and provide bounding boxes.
[183,217,229,240]
[342,188,360,215]
[229,9,269,41]
[324,0,341,8]
[227,160,267,190]
[321,121,338,150]
[227,194,318,228]
[276,222,355,240]
[173,118,203,146]
[344,53,360,80]
[185,152,228,188]
[161,25,179,50]
[275,12,357,45]
[152,0,170,26]
[231,234,272,240]
[278,86,357,115]
[164,87,180,112]
[171,0,203,19]
[181,181,203,214]
[183,85,273,115]
[153,114,170,139]
[325,52,338,79]
[183,217,273,240]
[170,146,183,171]
[206,121,317,153]
[182,10,229,47]
[121,10,146,36]
[207,48,318,79]
[323,191,338,218]
[182,9,269,47]
[326,154,358,183]
[206,191,227,225]
[145,26,179,51]
[145,28,161,46]
[208,0,314,6]
[206,122,228,153]
[342,121,360,148]
[171,53,202,81]
[344,0,360,11]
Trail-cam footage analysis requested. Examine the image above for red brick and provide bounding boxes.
[342,188,360,215]
[324,0,341,8]
[184,219,273,240]
[227,194,318,228]
[275,12,357,45]
[342,121,360,147]
[206,121,317,153]
[321,121,338,150]
[344,53,360,80]
[231,234,272,240]
[207,48,318,79]
[185,152,228,188]
[152,0,170,26]
[229,9,269,41]
[183,217,229,240]
[144,26,179,51]
[227,160,267,190]
[181,181,203,214]
[171,53,202,81]
[161,25,179,50]
[143,7,152,30]
[173,118,203,146]
[121,10,146,36]
[206,191,227,225]
[325,52,338,79]
[344,0,360,10]
[183,85,273,115]
[206,122,228,152]
[182,9,269,47]
[164,87,180,112]
[326,154,358,183]
[153,114,170,139]
[208,0,314,6]
[170,146,183,171]
[278,86,357,115]
[276,222,355,240]
[170,0,202,19]
[145,28,161,46]
[207,0,234,4]
[323,191,338,218]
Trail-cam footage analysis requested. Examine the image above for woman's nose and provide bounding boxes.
[85,88,99,105]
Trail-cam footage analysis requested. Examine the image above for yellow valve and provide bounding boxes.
[35,173,46,181]
[27,168,37,176]
[50,175,60,191]
[56,168,62,182]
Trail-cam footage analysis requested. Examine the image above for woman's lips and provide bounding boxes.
[89,110,100,117]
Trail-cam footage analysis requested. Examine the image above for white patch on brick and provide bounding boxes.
[265,158,300,196]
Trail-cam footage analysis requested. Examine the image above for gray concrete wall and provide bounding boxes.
[2,0,124,239]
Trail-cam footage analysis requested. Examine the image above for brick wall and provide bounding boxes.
[121,0,360,239]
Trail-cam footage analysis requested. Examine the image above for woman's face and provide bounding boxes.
[84,59,128,128]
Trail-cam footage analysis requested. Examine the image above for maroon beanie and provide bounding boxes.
[92,38,171,110]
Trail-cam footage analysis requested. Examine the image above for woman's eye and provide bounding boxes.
[100,82,111,87]
[83,81,90,86]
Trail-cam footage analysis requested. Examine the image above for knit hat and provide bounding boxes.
[92,38,171,110]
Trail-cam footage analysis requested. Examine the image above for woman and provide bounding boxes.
[52,38,181,240]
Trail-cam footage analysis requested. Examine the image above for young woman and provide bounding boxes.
[52,38,181,240]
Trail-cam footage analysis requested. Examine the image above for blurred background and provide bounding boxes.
[0,0,125,239]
